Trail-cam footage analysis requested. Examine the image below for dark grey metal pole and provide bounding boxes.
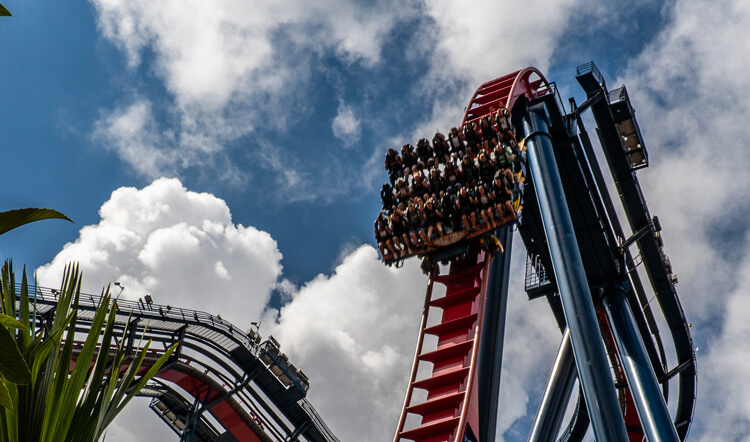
[528,329,576,442]
[523,102,629,442]
[477,226,513,442]
[602,287,680,442]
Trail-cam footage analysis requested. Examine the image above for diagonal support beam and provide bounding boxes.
[528,328,576,442]
[602,286,679,442]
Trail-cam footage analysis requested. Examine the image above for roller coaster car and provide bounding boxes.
[381,213,517,267]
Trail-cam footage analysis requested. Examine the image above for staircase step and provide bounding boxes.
[424,314,478,338]
[399,416,459,442]
[419,340,473,363]
[430,286,480,310]
[433,262,485,286]
[406,391,465,416]
[413,366,470,391]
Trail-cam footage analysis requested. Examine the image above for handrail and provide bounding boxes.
[393,269,436,440]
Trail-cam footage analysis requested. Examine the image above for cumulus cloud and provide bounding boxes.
[699,237,750,440]
[89,0,420,181]
[614,0,750,439]
[88,0,609,198]
[424,0,581,86]
[331,100,361,146]
[265,246,428,441]
[36,178,281,328]
[92,99,183,178]
[619,0,750,327]
[406,0,599,149]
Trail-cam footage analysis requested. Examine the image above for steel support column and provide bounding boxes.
[528,329,576,442]
[476,226,513,442]
[602,287,679,442]
[523,102,628,442]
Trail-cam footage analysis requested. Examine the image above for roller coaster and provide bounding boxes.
[383,62,696,442]
[25,285,339,442]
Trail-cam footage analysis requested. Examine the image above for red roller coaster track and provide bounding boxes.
[394,68,553,442]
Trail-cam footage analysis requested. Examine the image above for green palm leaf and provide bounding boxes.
[0,209,72,237]
[0,322,30,385]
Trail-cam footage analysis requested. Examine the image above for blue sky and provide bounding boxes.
[3,0,750,440]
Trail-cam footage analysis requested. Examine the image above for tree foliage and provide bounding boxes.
[0,262,178,442]
[0,208,177,441]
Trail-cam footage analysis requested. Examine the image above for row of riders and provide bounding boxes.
[376,108,523,259]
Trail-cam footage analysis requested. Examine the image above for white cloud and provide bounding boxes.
[265,245,428,441]
[331,100,361,146]
[405,0,598,152]
[36,178,281,328]
[619,0,750,319]
[88,0,601,195]
[89,0,419,181]
[616,0,750,439]
[424,0,581,87]
[698,236,750,440]
[36,178,429,441]
[92,99,181,178]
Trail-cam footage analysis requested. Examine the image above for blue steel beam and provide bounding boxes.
[602,286,680,442]
[528,329,576,442]
[476,226,514,442]
[522,101,628,442]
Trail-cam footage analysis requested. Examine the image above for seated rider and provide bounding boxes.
[455,184,479,230]
[401,144,417,170]
[495,107,513,137]
[384,148,402,185]
[389,210,409,257]
[432,132,450,165]
[480,116,497,144]
[460,155,479,188]
[406,203,428,249]
[463,122,480,154]
[411,173,431,197]
[375,215,398,258]
[477,150,496,184]
[493,170,514,218]
[440,189,460,232]
[443,162,461,187]
[422,198,444,240]
[448,127,465,156]
[416,138,433,164]
[428,168,444,194]
[381,183,395,212]
[475,184,497,228]
[394,177,412,204]
[493,141,514,173]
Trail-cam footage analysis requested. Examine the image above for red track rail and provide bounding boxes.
[461,67,552,126]
[70,346,268,441]
[394,68,552,442]
[394,246,489,442]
